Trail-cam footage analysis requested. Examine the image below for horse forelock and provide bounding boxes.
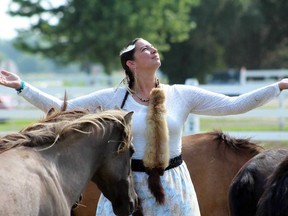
[0,109,132,153]
[210,130,263,155]
[95,110,132,152]
[60,110,132,153]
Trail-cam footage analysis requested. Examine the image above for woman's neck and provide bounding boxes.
[134,76,158,92]
[131,76,159,103]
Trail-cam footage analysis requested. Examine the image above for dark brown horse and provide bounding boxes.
[0,108,137,216]
[72,131,262,216]
[228,148,288,216]
[256,156,288,216]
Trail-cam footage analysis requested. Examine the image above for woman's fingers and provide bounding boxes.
[0,70,21,88]
[0,70,11,76]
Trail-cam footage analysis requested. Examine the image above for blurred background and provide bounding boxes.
[0,0,288,145]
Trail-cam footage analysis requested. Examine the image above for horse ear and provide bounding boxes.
[124,111,134,124]
[60,91,68,111]
[95,106,103,112]
[47,107,55,117]
[114,106,121,110]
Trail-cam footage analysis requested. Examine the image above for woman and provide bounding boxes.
[1,38,288,216]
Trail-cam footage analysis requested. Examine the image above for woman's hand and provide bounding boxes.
[0,70,22,89]
[278,78,288,91]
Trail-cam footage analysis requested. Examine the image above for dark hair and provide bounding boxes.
[119,38,159,108]
[120,38,141,108]
[120,38,141,89]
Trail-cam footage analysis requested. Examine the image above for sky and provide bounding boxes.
[0,0,66,40]
[0,0,30,39]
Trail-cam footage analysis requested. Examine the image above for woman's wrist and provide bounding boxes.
[278,79,288,91]
[15,80,25,94]
[278,82,282,91]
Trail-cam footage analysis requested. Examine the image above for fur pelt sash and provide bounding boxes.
[143,87,169,204]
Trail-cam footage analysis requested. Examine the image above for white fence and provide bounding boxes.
[240,68,288,85]
[1,77,288,141]
[184,79,288,141]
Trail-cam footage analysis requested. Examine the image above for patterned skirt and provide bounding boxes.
[96,161,201,216]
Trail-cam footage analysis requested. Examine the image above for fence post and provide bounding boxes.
[240,66,246,85]
[184,114,200,135]
[278,93,286,130]
[184,79,200,134]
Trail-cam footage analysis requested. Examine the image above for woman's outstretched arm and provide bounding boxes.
[0,70,64,112]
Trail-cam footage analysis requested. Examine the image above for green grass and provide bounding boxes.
[200,117,288,131]
[1,117,287,132]
[200,117,288,148]
[1,117,287,148]
[0,119,34,131]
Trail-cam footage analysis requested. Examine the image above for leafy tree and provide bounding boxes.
[0,40,80,73]
[7,0,288,83]
[162,0,288,84]
[8,0,198,74]
[161,0,241,84]
[258,0,288,68]
[161,0,288,84]
[223,0,288,69]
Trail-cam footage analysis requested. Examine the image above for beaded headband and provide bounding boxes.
[119,44,136,56]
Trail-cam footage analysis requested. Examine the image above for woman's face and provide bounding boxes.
[132,39,161,72]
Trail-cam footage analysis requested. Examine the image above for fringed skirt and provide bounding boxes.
[96,161,201,216]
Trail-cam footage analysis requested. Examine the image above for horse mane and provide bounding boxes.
[0,109,131,153]
[209,130,263,155]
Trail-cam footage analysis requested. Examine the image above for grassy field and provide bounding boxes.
[0,119,33,131]
[200,117,288,131]
[1,117,287,149]
[199,117,288,148]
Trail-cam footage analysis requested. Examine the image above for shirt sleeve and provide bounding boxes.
[19,82,63,113]
[19,82,124,113]
[174,83,281,116]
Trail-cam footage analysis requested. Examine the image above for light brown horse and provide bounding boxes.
[72,131,263,216]
[0,109,138,216]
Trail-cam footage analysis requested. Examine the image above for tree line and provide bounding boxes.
[6,0,288,84]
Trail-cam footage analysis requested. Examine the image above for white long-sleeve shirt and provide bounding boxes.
[19,83,280,159]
